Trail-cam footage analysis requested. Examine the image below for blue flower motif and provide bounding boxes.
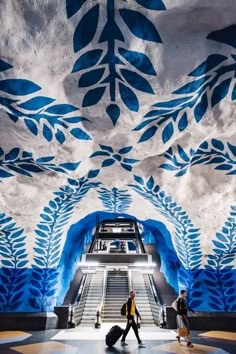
[90,145,139,171]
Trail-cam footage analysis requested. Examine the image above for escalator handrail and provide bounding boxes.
[96,269,107,321]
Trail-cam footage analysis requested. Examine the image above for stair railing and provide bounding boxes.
[94,269,107,328]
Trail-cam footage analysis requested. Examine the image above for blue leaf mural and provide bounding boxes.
[73,5,100,53]
[69,0,162,124]
[119,9,162,43]
[159,139,236,176]
[137,27,236,143]
[0,214,29,311]
[0,147,81,179]
[98,187,132,213]
[204,205,236,311]
[30,172,100,311]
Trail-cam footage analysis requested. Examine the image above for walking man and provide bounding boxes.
[177,290,195,347]
[121,290,145,347]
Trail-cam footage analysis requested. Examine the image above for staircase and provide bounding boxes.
[131,271,159,325]
[79,271,104,325]
[102,270,129,322]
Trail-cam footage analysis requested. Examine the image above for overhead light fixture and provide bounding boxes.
[78,261,99,267]
[134,262,156,267]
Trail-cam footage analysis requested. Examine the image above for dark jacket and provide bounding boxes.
[177,297,195,316]
[126,297,140,320]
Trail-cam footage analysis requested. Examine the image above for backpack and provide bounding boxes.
[120,302,127,316]
[171,298,178,312]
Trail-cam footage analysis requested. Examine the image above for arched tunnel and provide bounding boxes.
[0,0,235,343]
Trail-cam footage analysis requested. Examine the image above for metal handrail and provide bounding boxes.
[69,273,89,327]
[95,269,107,328]
[128,269,132,292]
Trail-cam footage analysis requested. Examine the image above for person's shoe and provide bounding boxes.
[121,341,128,346]
[139,342,146,348]
[176,335,181,343]
[187,342,194,347]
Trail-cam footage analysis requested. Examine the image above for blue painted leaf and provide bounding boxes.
[211,78,231,107]
[212,240,227,249]
[0,79,41,95]
[159,164,177,171]
[173,76,210,94]
[162,122,174,143]
[18,96,55,110]
[90,151,110,158]
[7,165,32,176]
[82,86,106,107]
[177,145,189,162]
[123,158,139,164]
[118,146,132,154]
[24,119,38,136]
[138,126,157,143]
[0,59,13,71]
[88,169,99,178]
[207,24,236,49]
[194,92,208,122]
[18,164,43,173]
[134,0,166,10]
[119,48,156,76]
[99,19,124,42]
[102,159,115,167]
[72,49,103,73]
[211,139,224,151]
[70,128,91,140]
[146,176,154,190]
[133,118,157,131]
[17,260,28,267]
[64,116,89,123]
[178,112,188,131]
[36,156,54,163]
[153,96,192,108]
[120,69,154,94]
[215,164,232,170]
[227,142,236,157]
[119,9,162,43]
[1,260,14,267]
[133,175,144,185]
[5,148,20,161]
[120,163,132,171]
[232,83,236,100]
[79,68,105,87]
[45,104,78,114]
[119,82,139,112]
[106,104,120,126]
[43,124,53,142]
[73,5,99,53]
[55,129,65,144]
[66,0,87,18]
[189,54,228,77]
[59,162,80,171]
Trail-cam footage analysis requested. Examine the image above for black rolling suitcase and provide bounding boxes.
[105,325,124,347]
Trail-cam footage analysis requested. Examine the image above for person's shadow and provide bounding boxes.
[105,347,128,353]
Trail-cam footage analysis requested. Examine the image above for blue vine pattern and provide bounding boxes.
[0,59,91,144]
[0,213,29,310]
[135,25,236,143]
[203,204,236,311]
[159,139,236,177]
[30,170,100,310]
[67,0,165,125]
[90,144,139,171]
[98,187,132,213]
[128,175,204,308]
[0,147,81,179]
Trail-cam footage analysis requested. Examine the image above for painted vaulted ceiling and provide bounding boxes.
[0,0,235,313]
